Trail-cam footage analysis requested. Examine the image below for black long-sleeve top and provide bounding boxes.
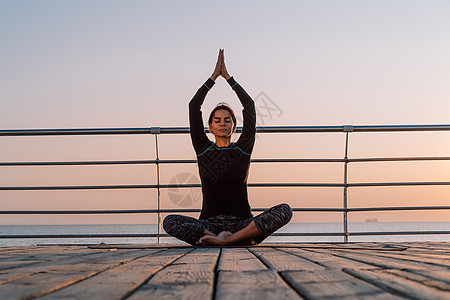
[189,77,256,219]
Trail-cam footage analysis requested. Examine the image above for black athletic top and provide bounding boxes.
[189,77,256,219]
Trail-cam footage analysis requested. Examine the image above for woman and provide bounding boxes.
[163,49,292,246]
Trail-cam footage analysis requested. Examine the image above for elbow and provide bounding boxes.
[243,101,255,112]
[188,100,197,109]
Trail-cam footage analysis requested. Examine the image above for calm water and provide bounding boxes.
[0,222,449,246]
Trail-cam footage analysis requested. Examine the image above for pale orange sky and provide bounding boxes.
[1,1,450,225]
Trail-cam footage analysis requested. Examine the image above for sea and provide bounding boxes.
[1,222,449,246]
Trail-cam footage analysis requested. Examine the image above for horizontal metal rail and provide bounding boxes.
[2,156,450,167]
[1,206,449,214]
[0,233,346,239]
[2,181,450,190]
[1,231,449,240]
[2,124,450,136]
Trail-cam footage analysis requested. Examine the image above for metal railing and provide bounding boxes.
[1,124,450,243]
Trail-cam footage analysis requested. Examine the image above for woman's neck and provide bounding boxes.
[215,137,231,147]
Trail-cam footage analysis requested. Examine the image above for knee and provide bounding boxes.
[162,215,177,234]
[278,203,293,223]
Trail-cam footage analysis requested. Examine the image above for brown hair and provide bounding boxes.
[208,102,237,132]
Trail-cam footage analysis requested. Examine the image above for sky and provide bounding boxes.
[1,0,450,225]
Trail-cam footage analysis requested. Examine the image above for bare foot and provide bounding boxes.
[197,231,232,246]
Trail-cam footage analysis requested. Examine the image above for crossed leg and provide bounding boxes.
[163,203,293,246]
[197,203,293,246]
[163,214,218,246]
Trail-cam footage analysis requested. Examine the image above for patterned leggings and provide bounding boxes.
[163,203,292,245]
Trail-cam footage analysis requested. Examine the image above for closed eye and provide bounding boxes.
[214,118,231,123]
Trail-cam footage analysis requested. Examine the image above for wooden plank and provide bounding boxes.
[0,260,42,271]
[0,248,172,299]
[0,245,94,258]
[387,242,450,253]
[1,249,156,277]
[410,269,450,285]
[216,270,302,299]
[0,272,33,285]
[0,247,115,271]
[87,243,191,249]
[128,248,219,299]
[364,250,450,268]
[0,248,154,273]
[36,248,191,300]
[409,252,450,260]
[406,242,450,249]
[218,248,267,271]
[280,248,379,270]
[149,270,214,285]
[128,283,212,300]
[0,272,104,299]
[170,247,219,270]
[281,269,404,299]
[0,246,98,260]
[316,248,449,271]
[254,243,407,251]
[0,245,99,258]
[385,269,450,291]
[0,248,127,286]
[148,248,219,284]
[0,246,64,255]
[344,268,450,299]
[250,247,324,271]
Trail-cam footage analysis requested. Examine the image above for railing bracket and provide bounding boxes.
[151,127,161,134]
[343,125,354,132]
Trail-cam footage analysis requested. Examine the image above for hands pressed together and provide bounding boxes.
[210,49,231,81]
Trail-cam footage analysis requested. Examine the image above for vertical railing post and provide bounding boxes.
[151,127,162,244]
[343,125,353,243]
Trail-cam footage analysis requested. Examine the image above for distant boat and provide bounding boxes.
[365,218,378,222]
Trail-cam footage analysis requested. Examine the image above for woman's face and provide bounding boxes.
[209,109,234,138]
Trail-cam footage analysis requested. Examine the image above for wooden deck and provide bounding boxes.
[0,242,449,299]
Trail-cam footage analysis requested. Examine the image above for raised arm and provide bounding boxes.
[221,51,256,153]
[228,77,256,154]
[189,50,223,154]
